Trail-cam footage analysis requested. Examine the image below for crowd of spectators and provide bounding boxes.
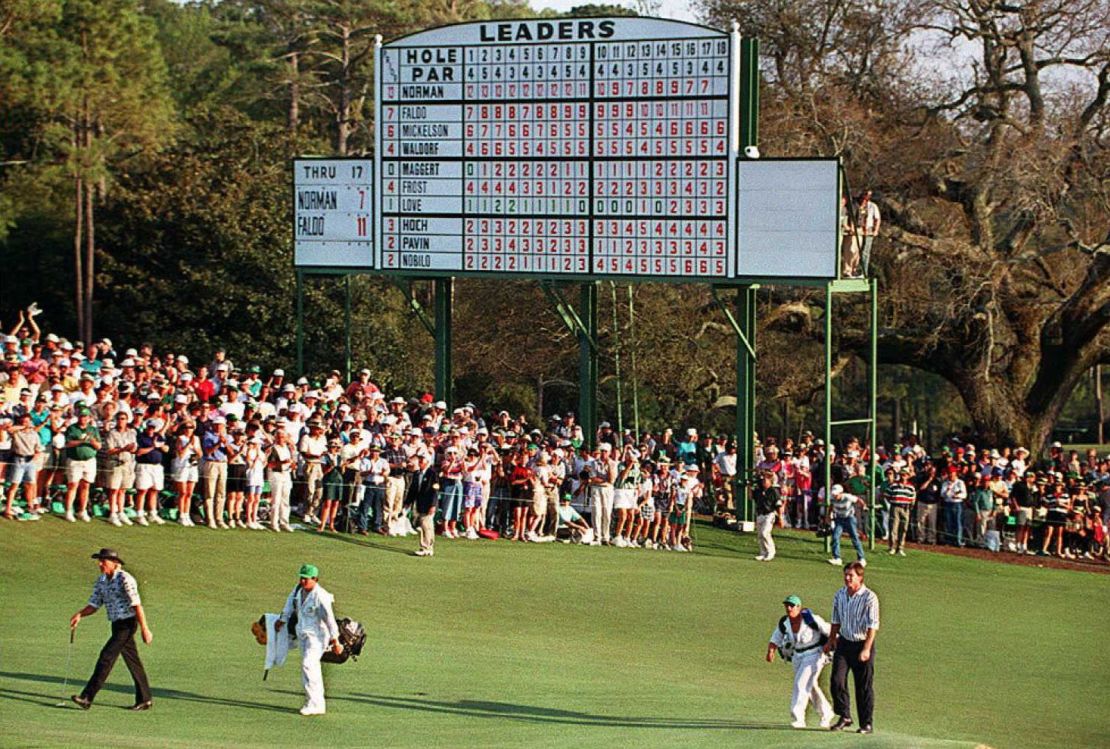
[752,434,1110,562]
[2,304,1108,563]
[0,308,716,550]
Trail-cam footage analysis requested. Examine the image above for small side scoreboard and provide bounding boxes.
[376,18,738,280]
[293,158,374,268]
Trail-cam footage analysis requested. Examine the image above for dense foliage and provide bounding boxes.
[1,0,1106,446]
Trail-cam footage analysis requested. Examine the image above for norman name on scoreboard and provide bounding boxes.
[376,18,738,280]
[293,159,374,269]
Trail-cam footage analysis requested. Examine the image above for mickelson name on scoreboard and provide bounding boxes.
[378,18,733,277]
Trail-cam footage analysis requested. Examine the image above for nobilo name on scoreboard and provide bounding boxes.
[375,17,740,281]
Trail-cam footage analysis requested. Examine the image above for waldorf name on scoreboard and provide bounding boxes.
[378,19,734,278]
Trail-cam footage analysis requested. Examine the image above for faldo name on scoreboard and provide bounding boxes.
[376,17,745,280]
[293,158,374,269]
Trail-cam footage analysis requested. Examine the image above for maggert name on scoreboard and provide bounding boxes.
[376,17,738,280]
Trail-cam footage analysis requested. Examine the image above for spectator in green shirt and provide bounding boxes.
[970,475,995,547]
[63,407,101,522]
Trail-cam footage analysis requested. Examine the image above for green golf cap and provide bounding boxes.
[298,563,319,579]
[783,595,802,607]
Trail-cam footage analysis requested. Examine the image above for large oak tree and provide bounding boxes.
[700,0,1110,450]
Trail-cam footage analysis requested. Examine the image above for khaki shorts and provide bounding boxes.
[66,458,97,485]
[108,463,135,490]
[532,489,547,515]
[1016,507,1033,526]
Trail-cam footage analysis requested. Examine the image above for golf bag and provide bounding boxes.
[776,609,827,663]
[321,617,367,664]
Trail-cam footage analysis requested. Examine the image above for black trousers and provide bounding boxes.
[831,639,874,726]
[81,617,152,704]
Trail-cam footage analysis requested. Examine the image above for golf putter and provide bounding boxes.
[57,628,75,707]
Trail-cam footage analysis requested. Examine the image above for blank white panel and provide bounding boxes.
[736,160,838,279]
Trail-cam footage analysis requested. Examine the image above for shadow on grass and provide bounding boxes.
[316,530,415,556]
[314,691,786,730]
[0,671,288,713]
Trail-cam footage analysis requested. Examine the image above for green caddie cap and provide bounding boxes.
[298,563,319,579]
[783,595,802,607]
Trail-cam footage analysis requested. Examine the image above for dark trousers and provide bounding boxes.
[81,617,152,704]
[915,503,938,543]
[831,639,874,726]
[355,484,384,531]
[943,502,964,546]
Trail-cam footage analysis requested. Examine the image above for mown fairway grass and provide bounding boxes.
[2,519,1107,749]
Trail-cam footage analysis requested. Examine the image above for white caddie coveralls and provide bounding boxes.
[280,582,339,714]
[769,610,835,726]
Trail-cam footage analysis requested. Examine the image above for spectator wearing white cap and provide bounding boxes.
[201,415,231,528]
[439,444,466,538]
[827,485,867,567]
[134,419,168,526]
[677,428,698,467]
[612,444,641,547]
[3,411,42,519]
[242,430,267,530]
[171,421,201,526]
[224,422,249,528]
[588,443,618,545]
[754,469,783,561]
[63,406,101,522]
[380,432,409,530]
[267,427,295,532]
[299,420,327,525]
[354,444,389,535]
[104,413,138,527]
[669,464,701,550]
[345,368,379,401]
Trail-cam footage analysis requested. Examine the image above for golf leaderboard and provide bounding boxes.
[292,17,841,282]
[376,18,738,279]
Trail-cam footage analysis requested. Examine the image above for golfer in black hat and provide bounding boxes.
[68,548,154,710]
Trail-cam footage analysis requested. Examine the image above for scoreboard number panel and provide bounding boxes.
[735,159,839,280]
[376,18,738,280]
[293,159,374,269]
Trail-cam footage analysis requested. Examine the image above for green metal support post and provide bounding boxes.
[824,283,833,553]
[739,38,759,153]
[735,287,757,523]
[295,270,304,377]
[344,275,352,383]
[868,276,878,550]
[735,36,760,525]
[628,284,640,442]
[611,282,623,435]
[434,277,453,407]
[579,282,598,449]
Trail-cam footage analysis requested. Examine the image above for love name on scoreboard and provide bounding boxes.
[377,18,737,280]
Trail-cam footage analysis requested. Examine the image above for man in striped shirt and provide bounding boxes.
[823,561,879,734]
[885,469,916,556]
[69,548,154,711]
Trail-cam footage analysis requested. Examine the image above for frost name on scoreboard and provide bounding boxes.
[293,158,374,269]
[376,18,737,280]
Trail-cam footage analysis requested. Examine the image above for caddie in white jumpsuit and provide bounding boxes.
[275,563,341,715]
[766,594,835,729]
